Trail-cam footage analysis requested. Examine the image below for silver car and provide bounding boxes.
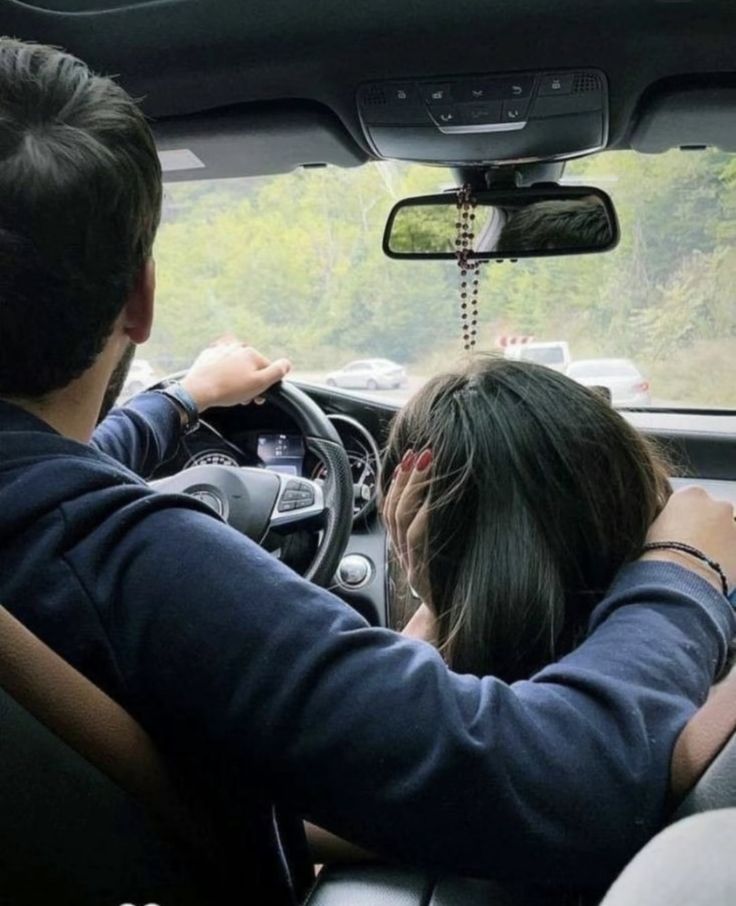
[566,358,651,407]
[325,359,408,390]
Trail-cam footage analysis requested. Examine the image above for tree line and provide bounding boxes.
[147,148,736,407]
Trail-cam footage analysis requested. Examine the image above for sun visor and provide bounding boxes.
[631,79,736,153]
[154,102,369,182]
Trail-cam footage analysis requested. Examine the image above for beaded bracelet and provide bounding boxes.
[642,541,729,597]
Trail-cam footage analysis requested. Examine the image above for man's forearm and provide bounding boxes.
[99,499,734,891]
[91,392,182,478]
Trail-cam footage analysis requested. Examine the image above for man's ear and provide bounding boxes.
[122,258,155,345]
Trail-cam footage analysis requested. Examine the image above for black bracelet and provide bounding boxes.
[642,541,729,597]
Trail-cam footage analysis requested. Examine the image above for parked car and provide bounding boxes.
[121,358,157,398]
[566,358,651,407]
[325,359,408,390]
[504,340,571,372]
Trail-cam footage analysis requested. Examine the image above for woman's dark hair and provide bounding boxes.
[382,355,671,681]
[0,38,162,398]
[496,199,612,252]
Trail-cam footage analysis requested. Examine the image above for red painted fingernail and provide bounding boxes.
[415,449,432,471]
[401,450,415,472]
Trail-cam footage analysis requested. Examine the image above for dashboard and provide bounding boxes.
[166,411,381,522]
[152,387,736,636]
[151,397,388,625]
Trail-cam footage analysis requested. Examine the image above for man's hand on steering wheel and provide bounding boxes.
[180,337,292,412]
[149,339,353,586]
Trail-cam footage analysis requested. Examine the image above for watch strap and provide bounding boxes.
[155,381,200,434]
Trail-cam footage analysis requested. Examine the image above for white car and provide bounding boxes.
[325,359,408,390]
[122,358,157,398]
[566,358,652,407]
[503,340,571,372]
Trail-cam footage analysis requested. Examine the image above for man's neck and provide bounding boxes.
[1,367,108,444]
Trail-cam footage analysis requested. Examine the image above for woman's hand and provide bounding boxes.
[382,448,433,606]
[643,485,736,591]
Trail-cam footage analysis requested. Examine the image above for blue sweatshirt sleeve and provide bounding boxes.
[90,392,181,478]
[66,494,735,889]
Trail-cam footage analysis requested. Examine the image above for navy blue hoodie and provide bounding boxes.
[0,392,732,900]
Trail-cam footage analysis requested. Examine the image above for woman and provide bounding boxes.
[382,354,671,681]
[308,355,733,865]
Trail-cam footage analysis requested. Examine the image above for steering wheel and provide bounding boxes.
[149,381,354,587]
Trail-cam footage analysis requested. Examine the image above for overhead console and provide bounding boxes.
[357,69,608,165]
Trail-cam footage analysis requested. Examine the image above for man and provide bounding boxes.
[0,37,734,903]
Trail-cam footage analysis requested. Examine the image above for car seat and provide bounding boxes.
[0,604,207,906]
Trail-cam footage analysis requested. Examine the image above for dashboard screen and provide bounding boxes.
[257,434,305,476]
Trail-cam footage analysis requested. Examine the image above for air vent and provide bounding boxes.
[573,73,600,94]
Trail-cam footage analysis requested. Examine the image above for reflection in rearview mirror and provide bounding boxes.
[383,187,618,260]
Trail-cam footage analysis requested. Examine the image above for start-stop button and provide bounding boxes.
[337,554,373,590]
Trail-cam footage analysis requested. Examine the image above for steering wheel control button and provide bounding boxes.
[337,555,373,590]
[272,474,321,520]
[539,73,574,96]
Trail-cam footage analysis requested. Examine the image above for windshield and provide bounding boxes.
[519,347,566,366]
[142,149,736,410]
[568,361,639,379]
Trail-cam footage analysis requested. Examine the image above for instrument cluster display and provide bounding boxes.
[257,434,305,476]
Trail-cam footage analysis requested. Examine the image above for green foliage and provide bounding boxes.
[389,203,458,254]
[147,150,736,407]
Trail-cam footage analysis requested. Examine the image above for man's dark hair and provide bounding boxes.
[0,38,162,397]
[496,198,612,254]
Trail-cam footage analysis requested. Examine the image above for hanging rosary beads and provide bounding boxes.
[454,184,484,351]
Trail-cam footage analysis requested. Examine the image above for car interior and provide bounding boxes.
[4,0,736,903]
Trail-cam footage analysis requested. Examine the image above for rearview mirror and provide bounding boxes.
[383,186,619,260]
